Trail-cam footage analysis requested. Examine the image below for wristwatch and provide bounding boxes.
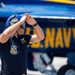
[33,22,38,27]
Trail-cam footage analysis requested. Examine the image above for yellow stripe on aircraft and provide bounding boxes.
[46,0,75,4]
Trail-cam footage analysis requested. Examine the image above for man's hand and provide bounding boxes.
[20,14,26,25]
[25,13,37,26]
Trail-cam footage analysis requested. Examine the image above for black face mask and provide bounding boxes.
[9,15,25,29]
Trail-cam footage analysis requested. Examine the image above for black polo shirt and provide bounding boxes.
[0,34,31,74]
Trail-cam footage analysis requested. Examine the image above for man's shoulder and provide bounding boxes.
[18,34,31,38]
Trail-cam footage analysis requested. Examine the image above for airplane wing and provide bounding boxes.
[0,4,75,19]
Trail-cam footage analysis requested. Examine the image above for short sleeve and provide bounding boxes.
[18,34,31,44]
[24,34,31,44]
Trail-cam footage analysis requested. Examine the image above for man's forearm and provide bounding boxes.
[2,21,22,37]
[33,24,45,41]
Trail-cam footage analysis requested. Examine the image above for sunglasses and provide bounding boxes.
[20,23,25,29]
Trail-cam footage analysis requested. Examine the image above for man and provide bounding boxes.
[0,13,45,75]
